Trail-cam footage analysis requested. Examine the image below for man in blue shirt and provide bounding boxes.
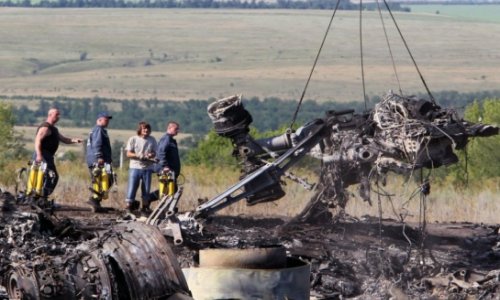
[86,112,113,211]
[156,121,181,180]
[148,121,181,202]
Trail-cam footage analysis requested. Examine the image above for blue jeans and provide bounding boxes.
[126,168,153,204]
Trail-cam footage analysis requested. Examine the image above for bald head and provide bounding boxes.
[47,108,60,125]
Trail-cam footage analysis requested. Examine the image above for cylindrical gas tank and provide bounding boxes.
[183,247,310,300]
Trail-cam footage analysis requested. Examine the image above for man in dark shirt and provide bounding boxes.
[33,108,82,198]
[147,121,181,203]
[156,121,181,179]
[86,112,113,210]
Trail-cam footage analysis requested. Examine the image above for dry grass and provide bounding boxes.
[1,8,500,102]
[8,162,498,224]
[344,176,500,225]
[3,7,499,222]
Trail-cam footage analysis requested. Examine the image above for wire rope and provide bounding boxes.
[375,0,403,95]
[359,0,368,111]
[382,0,436,104]
[289,0,341,129]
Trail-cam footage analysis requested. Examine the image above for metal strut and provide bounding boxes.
[147,187,185,245]
[195,120,327,218]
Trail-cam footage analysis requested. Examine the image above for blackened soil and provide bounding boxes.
[3,196,499,299]
[174,215,500,299]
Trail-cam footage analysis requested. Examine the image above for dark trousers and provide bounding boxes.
[31,153,58,198]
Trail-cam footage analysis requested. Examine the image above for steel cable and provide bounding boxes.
[382,0,436,104]
[289,0,341,129]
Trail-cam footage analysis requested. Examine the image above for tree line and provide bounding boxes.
[0,0,411,11]
[7,90,500,134]
[0,96,497,186]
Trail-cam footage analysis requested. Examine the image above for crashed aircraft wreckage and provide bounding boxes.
[0,92,498,299]
[194,92,498,221]
[0,193,191,300]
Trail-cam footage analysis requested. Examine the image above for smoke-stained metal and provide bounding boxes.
[0,194,192,300]
[199,246,287,269]
[97,222,190,299]
[203,92,499,220]
[184,248,310,300]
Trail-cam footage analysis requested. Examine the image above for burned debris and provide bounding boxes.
[180,93,499,298]
[175,215,500,299]
[203,92,498,221]
[0,192,191,300]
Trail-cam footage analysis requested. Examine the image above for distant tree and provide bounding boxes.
[435,99,500,186]
[38,99,51,118]
[184,130,237,168]
[0,104,28,185]
[461,99,500,179]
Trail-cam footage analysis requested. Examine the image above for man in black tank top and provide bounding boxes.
[33,108,83,198]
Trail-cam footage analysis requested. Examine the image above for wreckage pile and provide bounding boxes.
[205,92,497,224]
[2,191,499,299]
[293,92,498,223]
[0,191,191,300]
[178,215,500,299]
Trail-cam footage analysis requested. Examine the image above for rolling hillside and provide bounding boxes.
[0,7,499,103]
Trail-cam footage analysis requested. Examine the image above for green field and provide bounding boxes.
[0,7,499,103]
[408,4,500,23]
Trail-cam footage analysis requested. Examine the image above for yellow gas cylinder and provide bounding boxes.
[32,162,46,196]
[158,172,168,198]
[91,166,101,199]
[159,171,175,198]
[101,164,110,200]
[167,171,176,196]
[26,162,38,195]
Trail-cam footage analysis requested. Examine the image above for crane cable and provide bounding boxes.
[289,0,341,129]
[359,0,368,111]
[382,0,436,105]
[291,0,437,128]
[375,0,403,95]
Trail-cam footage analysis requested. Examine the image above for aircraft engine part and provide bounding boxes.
[0,206,191,300]
[90,222,190,299]
[207,92,498,222]
[183,248,310,299]
[207,94,252,137]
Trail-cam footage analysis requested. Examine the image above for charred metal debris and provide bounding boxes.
[202,92,498,220]
[176,215,500,299]
[0,192,191,300]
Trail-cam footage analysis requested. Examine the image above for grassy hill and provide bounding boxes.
[1,7,499,103]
